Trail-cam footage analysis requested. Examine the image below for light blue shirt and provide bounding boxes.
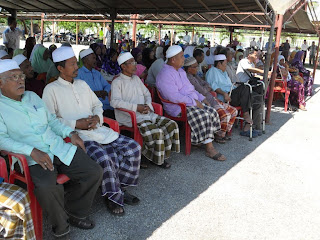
[205,67,234,101]
[77,66,112,110]
[0,91,76,166]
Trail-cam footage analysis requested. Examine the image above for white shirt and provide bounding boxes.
[301,43,308,51]
[257,41,262,49]
[183,35,191,44]
[110,73,158,127]
[3,27,23,50]
[42,77,118,144]
[236,58,255,83]
[192,35,199,44]
[250,40,257,48]
[146,58,165,87]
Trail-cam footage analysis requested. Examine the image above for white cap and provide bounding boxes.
[80,48,94,59]
[214,54,227,61]
[12,54,27,66]
[184,57,197,67]
[0,59,20,74]
[0,50,8,59]
[52,46,75,63]
[117,52,134,66]
[166,45,183,58]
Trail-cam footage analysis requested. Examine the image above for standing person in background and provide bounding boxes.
[231,38,239,48]
[192,32,199,45]
[308,41,317,66]
[301,40,308,65]
[256,37,262,50]
[99,28,104,41]
[25,37,36,60]
[199,35,205,46]
[173,32,177,44]
[250,38,257,48]
[106,25,112,48]
[125,32,130,41]
[282,40,291,61]
[183,31,191,45]
[3,16,28,50]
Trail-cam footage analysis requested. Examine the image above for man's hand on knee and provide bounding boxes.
[30,148,54,171]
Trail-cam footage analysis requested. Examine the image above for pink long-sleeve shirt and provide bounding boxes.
[156,64,205,117]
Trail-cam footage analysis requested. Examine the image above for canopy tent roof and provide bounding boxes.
[283,9,317,34]
[0,0,272,14]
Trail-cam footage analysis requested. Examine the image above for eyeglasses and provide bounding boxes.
[7,74,26,82]
[125,61,137,66]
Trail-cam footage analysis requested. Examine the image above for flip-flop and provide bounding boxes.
[206,152,226,161]
[105,199,125,216]
[240,130,258,138]
[124,192,140,206]
[68,217,95,229]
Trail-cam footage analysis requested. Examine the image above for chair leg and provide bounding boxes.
[185,122,191,156]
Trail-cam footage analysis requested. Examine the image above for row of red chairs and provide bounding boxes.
[0,117,119,240]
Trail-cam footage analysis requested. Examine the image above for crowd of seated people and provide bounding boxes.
[0,32,316,239]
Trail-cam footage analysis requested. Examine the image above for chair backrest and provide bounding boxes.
[0,157,8,182]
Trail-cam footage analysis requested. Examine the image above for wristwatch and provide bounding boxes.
[69,131,78,138]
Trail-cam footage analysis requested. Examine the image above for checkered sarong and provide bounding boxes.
[84,135,141,207]
[214,101,238,137]
[0,182,35,240]
[138,116,180,165]
[186,104,221,144]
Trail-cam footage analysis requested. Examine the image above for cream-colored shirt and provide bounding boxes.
[43,77,118,144]
[110,73,157,127]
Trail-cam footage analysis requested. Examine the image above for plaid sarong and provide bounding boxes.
[0,182,35,240]
[214,101,238,137]
[84,134,141,207]
[138,116,180,165]
[186,105,221,144]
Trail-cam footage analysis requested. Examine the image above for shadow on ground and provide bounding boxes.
[42,88,319,240]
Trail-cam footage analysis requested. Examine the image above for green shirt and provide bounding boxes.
[0,91,76,166]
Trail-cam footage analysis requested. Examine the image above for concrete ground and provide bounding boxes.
[39,67,320,240]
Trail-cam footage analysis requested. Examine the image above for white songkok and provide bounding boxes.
[80,48,94,59]
[184,57,197,67]
[12,54,27,66]
[166,45,183,58]
[0,50,8,59]
[214,54,227,61]
[52,47,75,63]
[117,52,134,65]
[0,59,20,74]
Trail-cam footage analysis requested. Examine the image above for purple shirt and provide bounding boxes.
[156,64,205,117]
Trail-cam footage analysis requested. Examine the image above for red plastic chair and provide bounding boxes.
[0,156,8,182]
[144,83,156,102]
[117,102,163,147]
[5,117,119,240]
[156,89,191,155]
[274,78,290,112]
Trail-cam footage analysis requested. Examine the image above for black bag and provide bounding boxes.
[240,62,263,94]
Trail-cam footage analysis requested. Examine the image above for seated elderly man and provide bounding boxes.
[111,52,180,169]
[156,45,226,161]
[184,56,237,143]
[77,48,114,119]
[206,54,259,138]
[0,59,103,239]
[43,47,141,216]
[12,54,45,97]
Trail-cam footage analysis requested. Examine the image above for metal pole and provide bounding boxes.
[192,27,195,43]
[132,14,137,47]
[266,14,284,123]
[30,18,34,37]
[52,21,55,44]
[158,24,161,45]
[110,9,116,49]
[312,37,320,79]
[40,13,44,44]
[213,26,215,45]
[76,22,79,45]
[170,24,174,46]
[103,22,106,45]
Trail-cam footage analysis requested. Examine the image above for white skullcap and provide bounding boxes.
[12,54,27,66]
[52,46,75,63]
[214,54,227,61]
[117,52,134,65]
[184,57,197,67]
[0,50,8,59]
[80,48,94,59]
[166,45,183,58]
[0,59,20,74]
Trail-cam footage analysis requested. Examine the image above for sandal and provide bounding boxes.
[68,216,95,229]
[159,160,171,169]
[223,136,232,141]
[124,192,140,206]
[206,152,226,161]
[214,136,226,144]
[105,199,125,216]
